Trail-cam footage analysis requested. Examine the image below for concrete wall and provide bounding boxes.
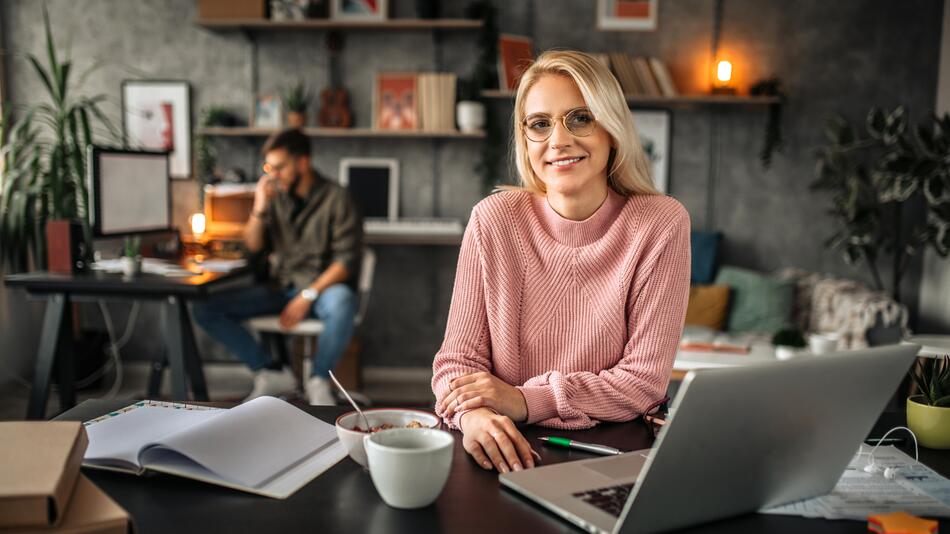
[0,0,944,387]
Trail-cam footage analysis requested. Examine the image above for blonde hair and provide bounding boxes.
[509,50,658,197]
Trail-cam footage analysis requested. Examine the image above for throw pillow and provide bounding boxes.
[690,230,722,284]
[714,266,795,333]
[685,285,731,330]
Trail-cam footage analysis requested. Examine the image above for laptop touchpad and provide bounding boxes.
[583,452,649,480]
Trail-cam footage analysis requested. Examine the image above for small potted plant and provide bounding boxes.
[282,80,311,128]
[121,236,142,277]
[772,328,807,361]
[908,355,950,449]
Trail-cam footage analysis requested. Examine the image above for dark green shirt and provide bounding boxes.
[261,171,362,290]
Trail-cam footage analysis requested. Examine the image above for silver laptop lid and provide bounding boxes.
[617,344,918,534]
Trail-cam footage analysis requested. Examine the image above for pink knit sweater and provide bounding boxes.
[432,189,691,430]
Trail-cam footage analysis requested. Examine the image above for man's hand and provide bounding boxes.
[439,371,528,423]
[279,295,312,330]
[459,408,536,473]
[253,174,278,214]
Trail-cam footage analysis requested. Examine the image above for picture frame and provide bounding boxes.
[596,0,658,31]
[338,158,399,221]
[253,94,283,129]
[498,35,534,91]
[374,73,418,131]
[631,108,671,194]
[330,0,387,21]
[121,80,191,179]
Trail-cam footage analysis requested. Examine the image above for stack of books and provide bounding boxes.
[0,422,132,533]
[607,53,679,98]
[417,72,458,132]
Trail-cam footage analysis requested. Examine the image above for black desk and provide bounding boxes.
[57,400,950,534]
[5,267,250,419]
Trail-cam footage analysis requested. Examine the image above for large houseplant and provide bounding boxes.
[908,355,950,449]
[812,106,950,303]
[0,5,120,272]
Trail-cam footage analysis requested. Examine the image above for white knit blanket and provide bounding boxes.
[778,269,908,349]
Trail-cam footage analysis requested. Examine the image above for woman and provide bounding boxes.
[432,50,690,474]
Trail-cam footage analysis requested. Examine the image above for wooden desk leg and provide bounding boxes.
[178,299,208,401]
[162,296,188,401]
[27,293,70,419]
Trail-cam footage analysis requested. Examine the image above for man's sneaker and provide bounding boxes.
[244,368,297,403]
[306,376,336,406]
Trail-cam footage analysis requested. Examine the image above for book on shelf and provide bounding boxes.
[498,34,534,91]
[609,52,640,95]
[648,56,679,97]
[0,422,88,528]
[606,53,679,98]
[416,72,458,132]
[633,56,662,96]
[81,397,346,499]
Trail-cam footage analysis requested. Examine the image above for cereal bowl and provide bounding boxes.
[335,408,440,467]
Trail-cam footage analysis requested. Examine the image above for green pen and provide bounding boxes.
[539,436,623,456]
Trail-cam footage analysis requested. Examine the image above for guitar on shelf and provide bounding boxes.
[318,31,352,128]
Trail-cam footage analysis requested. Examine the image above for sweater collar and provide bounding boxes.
[532,188,626,247]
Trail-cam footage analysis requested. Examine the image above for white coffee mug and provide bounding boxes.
[363,428,454,509]
[808,332,841,354]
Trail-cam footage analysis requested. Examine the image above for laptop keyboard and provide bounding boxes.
[572,483,634,517]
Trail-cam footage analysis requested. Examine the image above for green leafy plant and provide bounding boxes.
[122,236,141,258]
[0,4,120,272]
[282,80,311,113]
[812,106,950,302]
[749,78,785,168]
[771,328,806,348]
[910,355,950,407]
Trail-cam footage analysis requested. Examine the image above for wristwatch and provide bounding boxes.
[300,287,319,302]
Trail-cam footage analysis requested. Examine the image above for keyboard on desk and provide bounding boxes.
[572,483,634,517]
[363,218,464,235]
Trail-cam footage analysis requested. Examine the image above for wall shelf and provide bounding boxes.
[480,90,780,107]
[197,18,483,31]
[197,127,485,139]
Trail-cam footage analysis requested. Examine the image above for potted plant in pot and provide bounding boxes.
[282,80,311,129]
[772,328,807,361]
[908,355,950,449]
[120,236,142,277]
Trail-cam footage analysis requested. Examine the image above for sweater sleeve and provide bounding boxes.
[517,209,691,428]
[431,210,493,429]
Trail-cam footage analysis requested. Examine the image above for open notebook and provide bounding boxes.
[81,397,346,499]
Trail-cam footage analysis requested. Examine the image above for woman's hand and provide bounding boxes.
[459,408,537,473]
[439,371,529,422]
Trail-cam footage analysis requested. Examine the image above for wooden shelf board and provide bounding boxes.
[197,18,482,31]
[481,90,780,106]
[197,127,485,139]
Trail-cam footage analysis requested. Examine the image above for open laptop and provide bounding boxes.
[500,344,918,534]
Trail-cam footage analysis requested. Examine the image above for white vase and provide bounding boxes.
[120,256,142,277]
[456,101,485,133]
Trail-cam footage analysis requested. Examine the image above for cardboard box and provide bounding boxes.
[0,423,87,528]
[198,0,266,20]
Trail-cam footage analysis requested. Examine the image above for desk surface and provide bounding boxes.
[56,400,949,534]
[4,264,250,297]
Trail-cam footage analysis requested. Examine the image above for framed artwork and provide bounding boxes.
[121,80,191,179]
[338,158,398,221]
[330,0,387,21]
[498,35,534,91]
[254,94,283,128]
[374,73,418,130]
[631,109,671,193]
[597,0,658,31]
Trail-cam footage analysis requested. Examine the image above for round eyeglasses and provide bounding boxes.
[522,108,597,142]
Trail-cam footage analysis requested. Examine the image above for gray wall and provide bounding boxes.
[0,0,944,390]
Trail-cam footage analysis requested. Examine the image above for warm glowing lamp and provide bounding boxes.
[712,60,736,95]
[190,212,206,237]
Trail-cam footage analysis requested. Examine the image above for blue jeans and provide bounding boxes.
[192,284,358,377]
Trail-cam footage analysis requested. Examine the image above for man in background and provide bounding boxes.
[193,128,362,405]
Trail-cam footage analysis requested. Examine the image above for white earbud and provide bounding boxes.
[863,463,880,474]
[883,467,900,480]
[862,426,918,481]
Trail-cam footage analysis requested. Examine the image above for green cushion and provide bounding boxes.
[714,266,794,333]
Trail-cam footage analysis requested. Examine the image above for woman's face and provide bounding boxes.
[522,74,613,198]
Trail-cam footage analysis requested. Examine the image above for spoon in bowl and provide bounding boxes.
[328,370,371,431]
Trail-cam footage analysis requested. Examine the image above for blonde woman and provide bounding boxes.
[432,51,690,474]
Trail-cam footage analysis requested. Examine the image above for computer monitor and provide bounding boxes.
[338,158,399,221]
[86,146,172,237]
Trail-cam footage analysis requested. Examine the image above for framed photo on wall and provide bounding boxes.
[121,80,191,179]
[597,0,658,31]
[330,0,387,21]
[338,158,399,221]
[631,109,671,193]
[374,73,418,130]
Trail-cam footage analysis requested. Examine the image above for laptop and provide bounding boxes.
[500,344,918,534]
